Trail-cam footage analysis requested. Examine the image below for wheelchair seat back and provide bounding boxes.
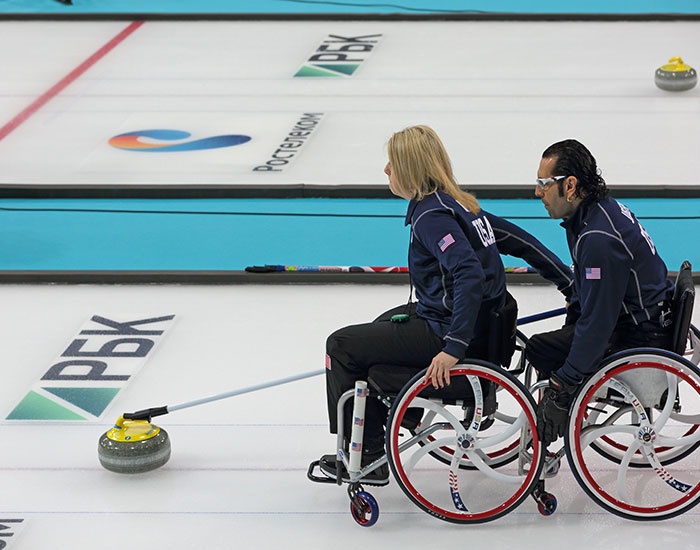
[488,291,518,368]
[594,262,694,408]
[671,260,695,356]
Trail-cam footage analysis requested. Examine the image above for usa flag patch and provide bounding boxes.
[586,267,601,280]
[325,354,331,370]
[438,233,455,252]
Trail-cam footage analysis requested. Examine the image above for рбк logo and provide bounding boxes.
[6,315,175,421]
[295,34,382,77]
[0,518,25,549]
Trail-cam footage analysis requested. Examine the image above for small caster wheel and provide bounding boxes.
[537,492,557,516]
[350,491,379,526]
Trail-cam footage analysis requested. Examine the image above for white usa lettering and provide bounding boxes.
[471,217,496,247]
[639,222,656,255]
[618,201,635,224]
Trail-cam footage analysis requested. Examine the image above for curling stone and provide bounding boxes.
[655,57,697,91]
[98,416,171,474]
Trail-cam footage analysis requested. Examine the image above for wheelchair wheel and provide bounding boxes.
[411,331,533,471]
[586,327,700,467]
[386,360,543,523]
[350,491,379,527]
[567,348,700,520]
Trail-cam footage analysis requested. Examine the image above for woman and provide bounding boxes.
[318,125,573,485]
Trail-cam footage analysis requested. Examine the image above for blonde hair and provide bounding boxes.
[387,125,480,214]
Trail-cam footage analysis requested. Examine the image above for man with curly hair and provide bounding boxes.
[527,139,675,446]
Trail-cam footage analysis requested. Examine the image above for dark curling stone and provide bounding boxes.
[98,416,171,474]
[655,57,697,92]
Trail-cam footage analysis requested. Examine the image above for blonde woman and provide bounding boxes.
[318,125,573,485]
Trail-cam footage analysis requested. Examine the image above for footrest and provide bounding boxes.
[307,460,337,484]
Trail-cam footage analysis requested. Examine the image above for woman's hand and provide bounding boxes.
[423,351,459,389]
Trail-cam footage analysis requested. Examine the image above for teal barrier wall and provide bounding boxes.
[2,0,700,14]
[0,198,696,271]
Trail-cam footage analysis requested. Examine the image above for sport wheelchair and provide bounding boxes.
[308,262,698,526]
[559,261,700,520]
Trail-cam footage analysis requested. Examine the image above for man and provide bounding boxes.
[528,139,675,445]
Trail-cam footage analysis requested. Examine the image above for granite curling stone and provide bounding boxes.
[98,416,171,474]
[655,56,697,91]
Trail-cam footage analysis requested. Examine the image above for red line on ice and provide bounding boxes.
[0,20,144,142]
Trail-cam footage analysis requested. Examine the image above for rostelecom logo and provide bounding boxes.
[295,34,382,77]
[109,129,251,152]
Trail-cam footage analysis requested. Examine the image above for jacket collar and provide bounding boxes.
[405,197,421,226]
[560,199,590,233]
[405,191,452,226]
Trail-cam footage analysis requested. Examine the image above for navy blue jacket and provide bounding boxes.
[557,197,674,385]
[406,191,573,359]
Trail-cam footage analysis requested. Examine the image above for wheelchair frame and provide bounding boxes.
[308,310,561,526]
[309,271,698,526]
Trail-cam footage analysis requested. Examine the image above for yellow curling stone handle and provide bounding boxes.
[659,57,692,73]
[106,415,161,442]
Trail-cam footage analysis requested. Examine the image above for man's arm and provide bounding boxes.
[484,211,574,299]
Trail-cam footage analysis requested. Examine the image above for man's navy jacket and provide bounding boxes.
[557,196,674,384]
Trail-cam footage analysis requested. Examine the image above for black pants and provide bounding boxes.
[325,303,489,452]
[526,318,674,381]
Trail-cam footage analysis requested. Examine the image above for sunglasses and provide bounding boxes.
[535,175,566,191]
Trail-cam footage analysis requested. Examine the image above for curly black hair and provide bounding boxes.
[542,139,608,203]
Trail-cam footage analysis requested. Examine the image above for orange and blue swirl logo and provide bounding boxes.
[109,129,251,152]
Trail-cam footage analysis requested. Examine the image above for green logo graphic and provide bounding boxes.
[7,388,121,420]
[295,34,381,78]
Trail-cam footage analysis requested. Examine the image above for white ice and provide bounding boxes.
[1,283,699,549]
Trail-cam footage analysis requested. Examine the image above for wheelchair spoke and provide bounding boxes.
[473,413,525,450]
[410,397,464,432]
[669,413,700,424]
[581,424,638,450]
[651,372,678,432]
[655,431,700,448]
[591,404,634,426]
[465,447,526,484]
[465,375,484,436]
[404,436,457,474]
[640,445,693,494]
[616,440,641,502]
[493,410,517,424]
[448,452,469,512]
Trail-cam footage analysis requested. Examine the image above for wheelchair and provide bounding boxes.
[308,262,698,526]
[308,292,555,526]
[559,261,700,520]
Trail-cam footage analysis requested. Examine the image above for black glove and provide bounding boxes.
[564,297,581,326]
[536,374,577,446]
